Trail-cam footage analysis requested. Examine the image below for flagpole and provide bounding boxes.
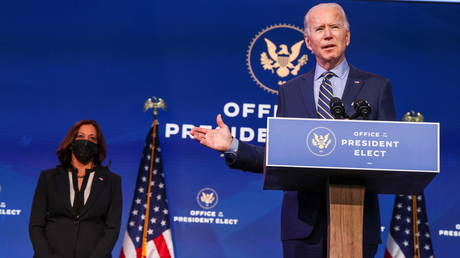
[141,120,157,257]
[404,111,424,258]
[384,110,434,258]
[141,97,166,258]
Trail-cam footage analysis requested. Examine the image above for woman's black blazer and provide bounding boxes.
[29,166,122,258]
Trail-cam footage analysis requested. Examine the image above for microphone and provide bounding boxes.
[329,97,348,119]
[351,99,372,120]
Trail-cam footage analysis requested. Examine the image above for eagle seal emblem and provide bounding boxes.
[306,127,336,157]
[196,187,219,210]
[260,39,307,78]
[312,133,331,150]
[247,24,310,94]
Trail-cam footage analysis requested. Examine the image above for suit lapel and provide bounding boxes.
[78,167,106,217]
[55,168,75,216]
[298,70,319,118]
[342,65,365,115]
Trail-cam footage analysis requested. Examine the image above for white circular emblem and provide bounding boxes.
[196,187,219,210]
[246,24,310,94]
[306,127,337,157]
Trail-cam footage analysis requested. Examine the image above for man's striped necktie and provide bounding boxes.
[317,71,336,119]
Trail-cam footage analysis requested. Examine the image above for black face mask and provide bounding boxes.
[71,140,98,165]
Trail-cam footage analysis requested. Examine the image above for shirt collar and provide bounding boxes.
[314,59,349,81]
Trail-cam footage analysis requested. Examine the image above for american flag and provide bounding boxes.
[120,123,175,258]
[384,194,434,258]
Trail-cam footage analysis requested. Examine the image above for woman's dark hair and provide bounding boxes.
[57,120,107,170]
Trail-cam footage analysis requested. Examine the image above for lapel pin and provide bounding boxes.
[98,177,104,181]
[354,80,361,84]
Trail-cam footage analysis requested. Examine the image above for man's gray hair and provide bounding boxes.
[303,3,350,35]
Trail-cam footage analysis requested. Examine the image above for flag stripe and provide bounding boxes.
[385,234,406,258]
[154,233,172,258]
[146,240,159,258]
[162,229,175,258]
[384,250,393,258]
[120,232,137,258]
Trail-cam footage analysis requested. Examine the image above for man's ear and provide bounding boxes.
[304,35,312,51]
[346,30,351,46]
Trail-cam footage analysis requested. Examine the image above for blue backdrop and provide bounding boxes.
[1,0,459,257]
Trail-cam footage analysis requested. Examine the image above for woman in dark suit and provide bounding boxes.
[29,120,122,258]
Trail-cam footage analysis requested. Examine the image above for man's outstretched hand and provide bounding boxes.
[190,114,233,152]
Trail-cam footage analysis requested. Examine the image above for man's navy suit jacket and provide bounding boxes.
[226,65,396,246]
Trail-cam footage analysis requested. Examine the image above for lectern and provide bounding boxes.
[263,118,439,258]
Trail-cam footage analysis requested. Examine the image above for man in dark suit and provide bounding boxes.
[191,3,395,258]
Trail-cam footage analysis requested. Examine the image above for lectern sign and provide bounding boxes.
[264,117,439,193]
[266,118,439,172]
[266,117,439,173]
